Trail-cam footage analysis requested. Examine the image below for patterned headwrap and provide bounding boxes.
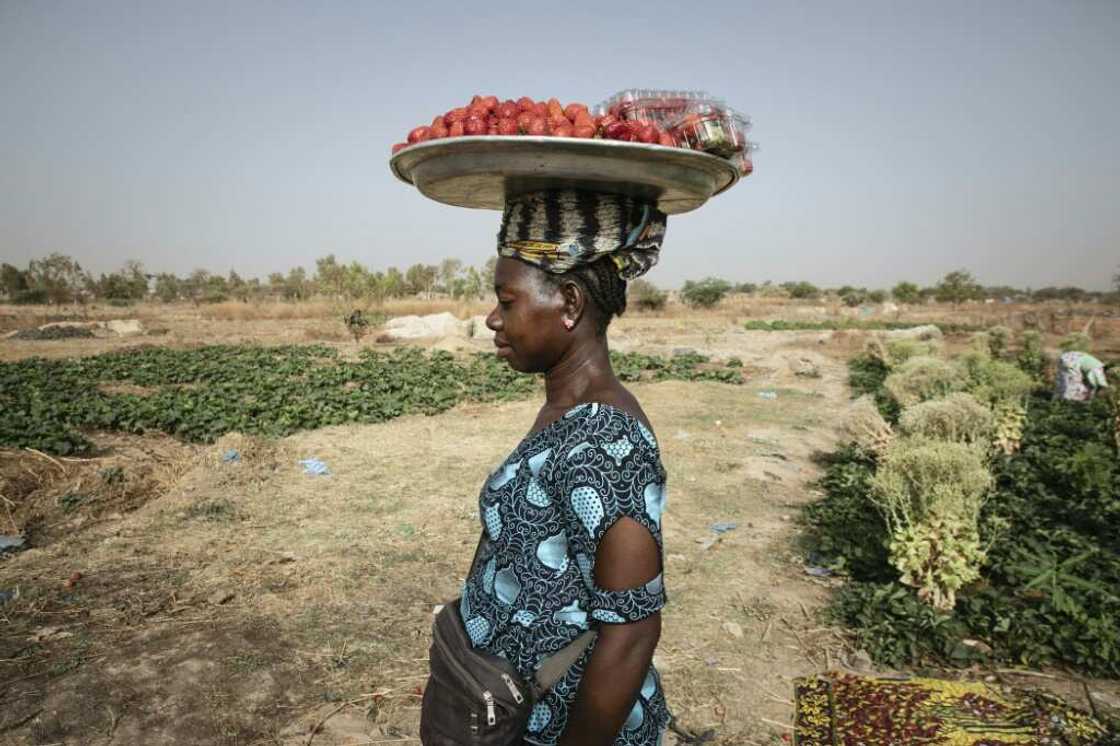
[497,190,666,280]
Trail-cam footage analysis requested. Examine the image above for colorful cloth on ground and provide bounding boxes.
[1056,352,1108,401]
[497,190,666,280]
[794,671,1110,745]
[460,403,670,745]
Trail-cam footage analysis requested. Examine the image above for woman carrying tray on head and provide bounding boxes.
[459,189,672,746]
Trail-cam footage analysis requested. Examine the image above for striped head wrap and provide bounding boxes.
[497,190,666,280]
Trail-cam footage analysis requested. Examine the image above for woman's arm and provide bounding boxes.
[557,517,662,746]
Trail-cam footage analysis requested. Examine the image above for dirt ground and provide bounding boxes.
[2,304,1118,745]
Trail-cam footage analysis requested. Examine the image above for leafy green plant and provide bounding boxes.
[897,393,993,446]
[883,356,966,408]
[0,345,744,455]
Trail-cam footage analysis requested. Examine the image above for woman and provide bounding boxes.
[1055,350,1109,401]
[460,189,671,746]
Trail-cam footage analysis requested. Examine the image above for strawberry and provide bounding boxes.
[496,101,518,119]
[448,121,465,137]
[546,97,564,120]
[658,132,676,147]
[533,101,548,117]
[637,123,658,143]
[564,103,588,121]
[407,126,431,144]
[431,120,449,138]
[516,96,535,112]
[497,118,518,135]
[468,104,490,120]
[391,142,408,154]
[604,121,631,140]
[573,110,593,129]
[516,111,534,132]
[463,117,486,136]
[572,124,595,138]
[553,123,573,138]
[527,117,547,136]
[444,107,469,125]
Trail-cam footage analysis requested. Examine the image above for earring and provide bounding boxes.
[563,318,574,330]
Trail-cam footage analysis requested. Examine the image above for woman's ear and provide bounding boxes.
[560,280,586,330]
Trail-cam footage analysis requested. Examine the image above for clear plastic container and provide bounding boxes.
[597,89,716,125]
[729,141,758,177]
[668,104,745,157]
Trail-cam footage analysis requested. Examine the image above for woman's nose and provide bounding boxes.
[485,306,502,332]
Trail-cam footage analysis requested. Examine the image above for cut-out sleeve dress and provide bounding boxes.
[460,403,671,745]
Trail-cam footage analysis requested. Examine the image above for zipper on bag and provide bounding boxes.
[500,673,524,703]
[482,690,497,726]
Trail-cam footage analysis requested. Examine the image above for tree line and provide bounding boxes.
[1,254,1117,308]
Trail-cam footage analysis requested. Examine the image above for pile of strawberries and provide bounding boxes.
[392,95,676,154]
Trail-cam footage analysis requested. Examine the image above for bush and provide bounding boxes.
[680,278,731,308]
[884,339,940,367]
[957,351,1036,405]
[870,437,992,609]
[628,279,667,311]
[784,281,819,299]
[891,282,922,305]
[1060,331,1093,353]
[848,354,900,422]
[867,290,887,304]
[987,326,1011,358]
[838,396,894,455]
[1017,330,1046,381]
[897,393,993,446]
[12,288,49,305]
[883,356,967,408]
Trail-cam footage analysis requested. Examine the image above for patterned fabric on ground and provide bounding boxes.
[461,403,670,745]
[794,671,1110,745]
[1056,352,1107,401]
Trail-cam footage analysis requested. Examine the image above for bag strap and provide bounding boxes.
[533,628,597,694]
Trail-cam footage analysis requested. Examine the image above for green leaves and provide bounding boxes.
[0,345,743,456]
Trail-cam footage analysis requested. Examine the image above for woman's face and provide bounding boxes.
[486,257,568,373]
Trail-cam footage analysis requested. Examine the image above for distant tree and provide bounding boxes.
[628,279,667,311]
[27,253,88,304]
[784,281,819,299]
[866,289,887,304]
[891,281,922,304]
[1,263,29,298]
[439,258,463,293]
[383,267,406,298]
[934,269,983,304]
[462,266,484,300]
[315,254,346,298]
[1114,266,1119,294]
[681,277,732,308]
[227,270,250,302]
[837,285,865,307]
[405,263,438,297]
[734,282,757,294]
[154,273,181,302]
[285,267,309,300]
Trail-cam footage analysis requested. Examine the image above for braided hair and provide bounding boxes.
[542,257,628,335]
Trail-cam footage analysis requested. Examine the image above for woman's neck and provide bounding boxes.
[543,335,616,410]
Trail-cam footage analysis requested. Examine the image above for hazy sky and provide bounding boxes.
[2,1,1118,290]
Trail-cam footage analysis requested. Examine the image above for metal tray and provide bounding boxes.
[390,136,740,215]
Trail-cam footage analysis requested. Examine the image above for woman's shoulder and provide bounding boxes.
[555,402,661,458]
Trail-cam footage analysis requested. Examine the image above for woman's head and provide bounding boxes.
[485,189,665,372]
[486,255,625,373]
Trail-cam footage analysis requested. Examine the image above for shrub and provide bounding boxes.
[848,354,900,422]
[897,393,993,446]
[870,436,992,609]
[987,326,1011,358]
[680,278,731,308]
[784,281,819,299]
[12,288,49,305]
[884,339,940,367]
[628,279,668,311]
[1017,330,1046,381]
[891,282,922,305]
[957,352,1036,405]
[838,396,894,455]
[883,356,966,408]
[867,290,887,304]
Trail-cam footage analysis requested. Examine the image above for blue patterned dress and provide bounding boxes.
[460,403,670,745]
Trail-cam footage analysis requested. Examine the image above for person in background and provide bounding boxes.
[1055,351,1109,401]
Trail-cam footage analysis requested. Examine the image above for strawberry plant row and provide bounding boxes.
[0,345,744,455]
